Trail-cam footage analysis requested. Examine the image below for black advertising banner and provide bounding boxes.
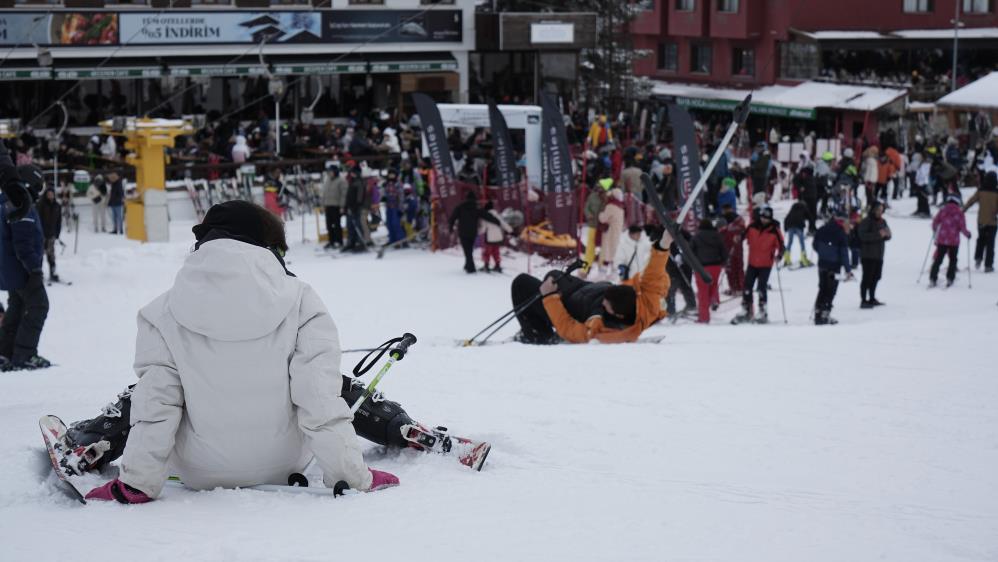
[540,92,575,236]
[0,10,461,47]
[667,104,703,234]
[412,93,460,216]
[487,103,520,211]
[323,10,462,44]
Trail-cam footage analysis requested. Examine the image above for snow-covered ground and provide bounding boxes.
[1,192,996,562]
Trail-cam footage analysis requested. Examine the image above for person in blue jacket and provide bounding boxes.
[716,177,738,214]
[811,211,852,326]
[0,164,50,370]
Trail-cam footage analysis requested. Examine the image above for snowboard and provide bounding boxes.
[458,335,667,347]
[39,415,88,504]
[401,422,491,472]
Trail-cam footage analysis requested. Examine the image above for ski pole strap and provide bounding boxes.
[351,333,417,377]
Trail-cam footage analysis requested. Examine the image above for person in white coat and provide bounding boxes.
[613,226,651,281]
[84,201,397,503]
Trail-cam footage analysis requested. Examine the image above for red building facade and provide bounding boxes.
[631,0,998,88]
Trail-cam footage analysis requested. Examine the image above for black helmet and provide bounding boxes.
[758,205,774,220]
[16,165,45,200]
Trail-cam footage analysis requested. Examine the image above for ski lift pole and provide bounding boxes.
[675,94,752,226]
[349,333,417,415]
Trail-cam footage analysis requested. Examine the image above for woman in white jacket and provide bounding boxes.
[85,201,396,503]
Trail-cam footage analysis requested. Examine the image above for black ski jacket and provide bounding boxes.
[691,226,726,266]
[448,200,499,240]
[783,202,811,231]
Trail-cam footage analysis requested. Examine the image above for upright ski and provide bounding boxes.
[39,415,88,504]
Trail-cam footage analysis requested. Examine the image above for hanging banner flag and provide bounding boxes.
[412,92,460,216]
[487,103,521,211]
[540,92,575,236]
[667,104,703,234]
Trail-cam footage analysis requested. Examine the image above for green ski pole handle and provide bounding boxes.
[349,333,416,415]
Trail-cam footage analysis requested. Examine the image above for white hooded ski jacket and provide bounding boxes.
[119,239,372,497]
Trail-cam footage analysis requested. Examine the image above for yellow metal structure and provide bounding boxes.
[100,118,193,242]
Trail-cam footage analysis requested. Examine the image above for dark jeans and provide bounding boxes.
[929,244,959,283]
[44,237,57,277]
[666,257,695,314]
[803,196,818,232]
[0,275,49,362]
[915,186,931,215]
[511,274,555,342]
[860,258,883,302]
[459,234,476,272]
[743,265,772,305]
[324,206,342,246]
[345,208,364,250]
[815,268,839,311]
[974,224,996,268]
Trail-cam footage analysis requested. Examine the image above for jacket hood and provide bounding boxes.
[167,239,299,341]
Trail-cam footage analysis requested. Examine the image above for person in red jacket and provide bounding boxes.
[732,205,784,324]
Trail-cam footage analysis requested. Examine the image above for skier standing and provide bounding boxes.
[928,194,972,288]
[596,181,625,279]
[963,171,998,272]
[782,199,812,268]
[479,200,512,273]
[36,188,62,283]
[320,164,347,249]
[381,169,405,245]
[733,206,784,324]
[718,203,745,294]
[857,201,891,308]
[690,218,725,323]
[342,166,368,253]
[613,225,651,281]
[449,191,500,274]
[812,214,851,325]
[106,171,125,235]
[0,165,50,370]
[86,175,109,233]
[82,201,398,503]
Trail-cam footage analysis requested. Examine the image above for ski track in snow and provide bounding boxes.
[1,191,996,561]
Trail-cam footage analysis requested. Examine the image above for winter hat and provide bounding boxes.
[983,171,998,192]
[598,177,615,191]
[193,200,269,249]
[758,206,774,220]
[603,285,636,326]
[16,164,45,200]
[946,194,962,205]
[843,148,854,158]
[721,177,737,189]
[821,151,835,162]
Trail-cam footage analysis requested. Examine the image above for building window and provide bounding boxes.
[903,0,933,12]
[271,0,310,4]
[690,43,711,73]
[421,0,456,3]
[963,0,991,12]
[676,0,695,11]
[190,0,231,4]
[732,47,754,76]
[779,41,819,80]
[657,42,678,71]
[13,0,62,4]
[717,0,738,12]
[349,0,386,4]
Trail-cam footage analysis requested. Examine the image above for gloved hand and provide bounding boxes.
[26,271,44,289]
[3,181,32,221]
[85,479,153,504]
[368,468,399,492]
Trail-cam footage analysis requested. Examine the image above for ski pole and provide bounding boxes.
[775,263,788,324]
[675,94,752,226]
[967,240,972,289]
[916,227,939,284]
[349,333,416,415]
[462,259,586,346]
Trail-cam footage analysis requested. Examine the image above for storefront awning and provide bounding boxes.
[273,61,368,76]
[936,71,998,111]
[650,80,907,120]
[55,67,163,80]
[791,27,998,45]
[169,65,268,77]
[0,68,52,80]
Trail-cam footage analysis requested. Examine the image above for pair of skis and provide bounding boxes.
[639,95,752,286]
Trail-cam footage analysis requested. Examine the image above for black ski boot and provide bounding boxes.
[731,300,753,325]
[65,385,135,473]
[341,376,412,448]
[752,302,769,324]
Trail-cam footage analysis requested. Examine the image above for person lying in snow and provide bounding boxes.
[78,201,403,503]
[509,227,673,344]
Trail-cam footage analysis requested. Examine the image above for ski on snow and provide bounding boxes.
[39,415,88,504]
